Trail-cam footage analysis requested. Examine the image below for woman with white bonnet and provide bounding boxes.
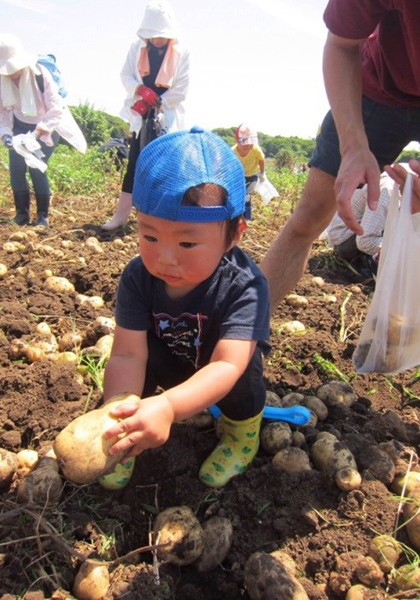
[0,34,86,227]
[102,0,190,231]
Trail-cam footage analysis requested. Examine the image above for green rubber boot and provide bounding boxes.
[199,410,263,488]
[98,457,135,490]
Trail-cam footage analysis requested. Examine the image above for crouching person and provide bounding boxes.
[99,126,271,490]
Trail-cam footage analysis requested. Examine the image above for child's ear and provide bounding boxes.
[229,217,247,249]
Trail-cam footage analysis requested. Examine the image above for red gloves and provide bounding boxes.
[132,99,150,117]
[136,84,160,107]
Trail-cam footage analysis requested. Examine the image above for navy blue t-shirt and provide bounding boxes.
[115,246,271,371]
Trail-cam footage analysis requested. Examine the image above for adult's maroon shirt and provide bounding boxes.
[324,0,420,107]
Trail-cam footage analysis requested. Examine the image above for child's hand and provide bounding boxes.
[103,394,175,459]
[384,160,420,214]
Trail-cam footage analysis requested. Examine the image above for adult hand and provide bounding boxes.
[334,147,381,235]
[384,159,420,214]
[2,134,12,148]
[103,393,175,458]
[136,84,160,107]
[259,173,266,182]
[132,99,150,117]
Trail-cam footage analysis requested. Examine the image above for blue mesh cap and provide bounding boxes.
[132,126,246,222]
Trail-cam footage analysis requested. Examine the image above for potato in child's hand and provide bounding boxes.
[53,393,141,484]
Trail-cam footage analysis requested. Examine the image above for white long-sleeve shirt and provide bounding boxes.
[120,39,190,134]
[327,174,394,256]
[0,65,64,138]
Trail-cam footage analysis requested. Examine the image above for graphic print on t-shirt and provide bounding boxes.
[153,312,209,368]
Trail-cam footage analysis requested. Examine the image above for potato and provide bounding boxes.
[292,431,306,448]
[324,294,338,304]
[44,276,75,294]
[95,334,114,358]
[281,392,304,407]
[16,449,39,476]
[186,412,214,430]
[261,422,292,455]
[53,394,139,484]
[86,237,104,253]
[270,550,297,577]
[193,516,233,572]
[51,351,78,365]
[285,294,308,308]
[112,238,125,249]
[244,551,309,600]
[354,556,384,587]
[311,437,357,474]
[281,320,306,334]
[403,492,420,550]
[391,470,420,495]
[0,263,7,277]
[345,584,388,600]
[316,381,357,408]
[300,396,328,421]
[36,322,51,335]
[17,466,63,504]
[0,448,18,489]
[76,294,105,309]
[153,506,205,566]
[9,231,27,242]
[394,564,420,591]
[31,333,58,354]
[312,276,325,288]
[59,332,83,352]
[272,447,312,474]
[73,561,110,600]
[368,535,400,573]
[336,467,362,491]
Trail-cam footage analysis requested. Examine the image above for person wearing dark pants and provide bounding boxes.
[9,118,59,226]
[0,34,86,227]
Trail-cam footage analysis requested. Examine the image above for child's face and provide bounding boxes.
[137,212,240,299]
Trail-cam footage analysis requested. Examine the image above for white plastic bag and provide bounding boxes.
[254,177,279,205]
[12,132,47,172]
[353,174,420,374]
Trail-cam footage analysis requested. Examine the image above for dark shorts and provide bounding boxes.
[309,96,420,177]
[142,332,266,421]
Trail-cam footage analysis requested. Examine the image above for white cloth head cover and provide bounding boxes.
[137,1,178,39]
[0,33,38,75]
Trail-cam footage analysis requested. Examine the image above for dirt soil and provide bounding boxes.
[0,194,420,600]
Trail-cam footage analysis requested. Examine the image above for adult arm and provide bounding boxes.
[323,32,381,233]
[35,66,64,136]
[120,42,142,97]
[104,337,257,457]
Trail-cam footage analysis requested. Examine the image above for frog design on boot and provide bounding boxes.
[199,410,263,488]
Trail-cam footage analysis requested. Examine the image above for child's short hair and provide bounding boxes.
[132,126,246,223]
[182,183,242,246]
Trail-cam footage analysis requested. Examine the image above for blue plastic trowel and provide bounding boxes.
[209,404,311,426]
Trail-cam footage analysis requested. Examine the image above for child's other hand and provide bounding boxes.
[103,394,175,458]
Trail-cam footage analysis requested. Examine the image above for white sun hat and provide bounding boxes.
[0,33,38,75]
[137,1,178,40]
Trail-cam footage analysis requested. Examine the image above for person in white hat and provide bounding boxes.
[0,34,85,227]
[232,123,265,219]
[102,1,190,231]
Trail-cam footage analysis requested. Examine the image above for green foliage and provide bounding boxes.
[102,112,130,139]
[69,102,111,146]
[212,127,236,148]
[213,126,316,162]
[47,145,120,195]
